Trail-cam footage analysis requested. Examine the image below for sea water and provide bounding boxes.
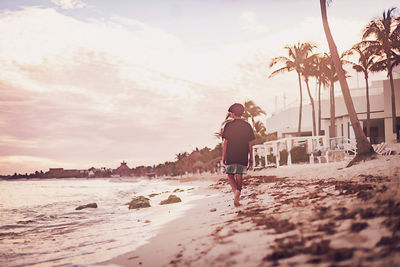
[0,178,203,266]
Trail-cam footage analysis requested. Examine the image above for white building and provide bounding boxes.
[266,78,400,144]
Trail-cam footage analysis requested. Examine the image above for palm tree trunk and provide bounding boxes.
[297,72,303,136]
[388,66,397,135]
[330,80,336,138]
[364,73,371,139]
[305,79,317,136]
[318,80,322,135]
[320,0,374,158]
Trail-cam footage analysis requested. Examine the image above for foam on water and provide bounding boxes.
[0,178,204,266]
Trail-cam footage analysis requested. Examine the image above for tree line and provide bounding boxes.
[139,100,269,177]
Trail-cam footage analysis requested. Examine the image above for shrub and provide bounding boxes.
[255,155,260,167]
[290,146,309,163]
[267,153,276,164]
[279,149,288,165]
[254,155,266,167]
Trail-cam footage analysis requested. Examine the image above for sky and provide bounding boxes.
[0,0,398,174]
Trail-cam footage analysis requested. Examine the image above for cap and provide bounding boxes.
[228,103,244,116]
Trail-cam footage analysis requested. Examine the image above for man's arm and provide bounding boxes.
[248,140,254,168]
[222,139,228,165]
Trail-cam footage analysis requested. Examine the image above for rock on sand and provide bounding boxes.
[75,203,98,210]
[160,195,182,205]
[128,196,151,209]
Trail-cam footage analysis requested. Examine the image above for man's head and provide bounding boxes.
[228,103,244,117]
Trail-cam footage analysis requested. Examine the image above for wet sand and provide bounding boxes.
[103,154,400,266]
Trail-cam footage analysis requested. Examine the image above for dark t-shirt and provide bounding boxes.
[222,119,255,166]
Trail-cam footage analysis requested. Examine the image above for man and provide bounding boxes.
[222,103,255,206]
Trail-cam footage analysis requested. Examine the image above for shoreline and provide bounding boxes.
[101,175,228,266]
[101,188,224,266]
[101,154,400,266]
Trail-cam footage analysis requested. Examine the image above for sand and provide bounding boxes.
[101,152,400,267]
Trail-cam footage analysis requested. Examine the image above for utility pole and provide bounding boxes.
[283,93,286,110]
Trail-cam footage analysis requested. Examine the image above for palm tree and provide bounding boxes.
[215,100,265,139]
[323,51,351,138]
[175,152,189,176]
[270,42,314,136]
[344,42,377,139]
[362,7,400,138]
[253,120,267,144]
[243,100,266,128]
[302,48,318,136]
[254,120,267,135]
[320,0,374,164]
[311,54,330,135]
[214,116,233,139]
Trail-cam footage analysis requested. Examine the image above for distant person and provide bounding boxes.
[222,103,255,206]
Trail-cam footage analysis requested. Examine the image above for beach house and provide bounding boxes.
[266,78,400,144]
[252,77,399,168]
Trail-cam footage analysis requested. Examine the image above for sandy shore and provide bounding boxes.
[101,153,400,267]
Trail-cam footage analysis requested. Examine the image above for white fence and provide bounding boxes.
[253,136,357,168]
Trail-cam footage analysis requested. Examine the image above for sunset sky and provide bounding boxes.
[0,0,398,174]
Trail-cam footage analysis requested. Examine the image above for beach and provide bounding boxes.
[1,153,399,267]
[103,152,400,267]
[0,178,212,266]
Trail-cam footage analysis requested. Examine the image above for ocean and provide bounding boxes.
[0,178,203,266]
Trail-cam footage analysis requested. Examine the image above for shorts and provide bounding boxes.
[225,164,247,174]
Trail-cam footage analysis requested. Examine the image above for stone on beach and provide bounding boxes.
[128,196,151,209]
[75,203,98,210]
[160,195,181,205]
[173,188,184,193]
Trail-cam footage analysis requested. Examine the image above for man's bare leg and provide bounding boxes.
[227,174,240,206]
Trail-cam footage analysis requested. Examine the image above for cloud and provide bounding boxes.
[0,7,227,173]
[239,11,269,34]
[51,0,87,9]
[0,6,383,174]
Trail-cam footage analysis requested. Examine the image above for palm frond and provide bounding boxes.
[392,53,400,68]
[370,59,386,72]
[269,66,293,78]
[269,56,291,67]
[362,21,382,40]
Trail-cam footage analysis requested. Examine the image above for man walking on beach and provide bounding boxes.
[222,103,255,206]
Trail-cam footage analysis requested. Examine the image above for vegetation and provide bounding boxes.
[320,0,375,166]
[267,153,275,164]
[310,53,329,135]
[268,3,398,159]
[362,7,400,136]
[344,42,377,138]
[323,51,350,138]
[5,5,399,179]
[243,100,266,129]
[269,42,311,136]
[150,101,268,177]
[279,150,288,165]
[302,46,318,136]
[290,146,309,163]
[216,100,268,145]
[267,3,400,166]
